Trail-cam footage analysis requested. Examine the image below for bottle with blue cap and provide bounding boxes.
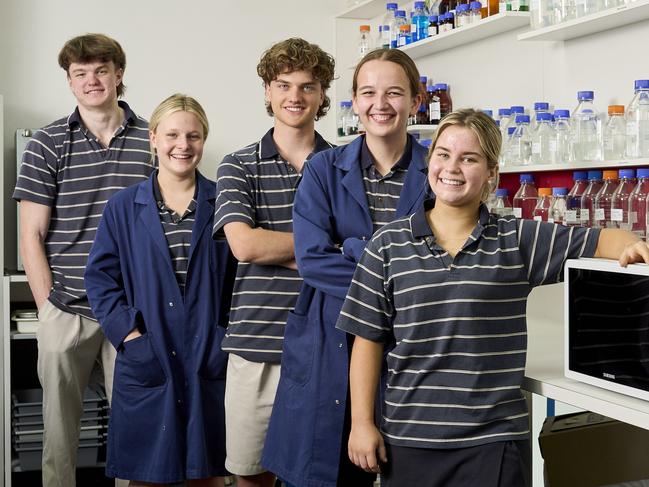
[580,170,604,227]
[625,79,649,159]
[412,1,430,41]
[630,168,649,239]
[553,109,573,163]
[531,102,550,131]
[498,108,512,137]
[511,114,533,165]
[500,126,517,168]
[572,90,602,162]
[565,171,588,226]
[610,169,637,230]
[513,174,538,219]
[469,1,483,22]
[456,3,471,27]
[531,112,556,165]
[343,101,358,136]
[394,10,408,47]
[383,3,399,49]
[549,187,568,224]
[492,188,513,217]
[337,101,349,137]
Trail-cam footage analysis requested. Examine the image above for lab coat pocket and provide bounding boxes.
[116,333,167,388]
[280,310,314,386]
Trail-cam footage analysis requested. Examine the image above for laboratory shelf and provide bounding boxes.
[501,157,649,173]
[518,0,649,41]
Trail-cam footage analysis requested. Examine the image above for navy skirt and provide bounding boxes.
[381,440,531,487]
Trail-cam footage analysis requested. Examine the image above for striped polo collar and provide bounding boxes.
[67,100,137,133]
[412,197,491,239]
[258,128,332,161]
[360,135,413,171]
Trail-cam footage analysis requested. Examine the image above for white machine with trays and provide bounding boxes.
[564,257,649,402]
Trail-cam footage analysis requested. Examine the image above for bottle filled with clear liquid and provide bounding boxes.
[533,187,552,222]
[610,169,636,230]
[553,109,574,163]
[358,25,372,59]
[572,91,602,162]
[511,114,532,165]
[580,170,603,227]
[513,173,538,219]
[549,187,568,224]
[384,3,399,48]
[500,127,516,168]
[603,105,626,160]
[565,171,588,227]
[531,101,551,131]
[531,112,556,165]
[593,170,619,229]
[630,168,649,240]
[492,188,513,217]
[625,79,649,159]
[337,101,349,138]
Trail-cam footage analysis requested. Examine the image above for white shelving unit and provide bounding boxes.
[501,157,649,173]
[518,0,649,41]
[336,0,391,20]
[402,12,531,59]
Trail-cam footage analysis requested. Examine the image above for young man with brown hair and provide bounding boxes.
[213,38,335,487]
[13,33,153,487]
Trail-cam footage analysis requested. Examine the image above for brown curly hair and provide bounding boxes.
[257,38,335,120]
[58,33,127,98]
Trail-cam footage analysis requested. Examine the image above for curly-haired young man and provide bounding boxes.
[213,38,335,487]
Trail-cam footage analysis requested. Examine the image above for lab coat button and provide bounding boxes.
[335,399,340,405]
[339,343,343,348]
[169,302,174,307]
[171,350,177,357]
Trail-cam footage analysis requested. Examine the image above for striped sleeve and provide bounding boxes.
[213,153,255,234]
[13,130,58,206]
[336,238,395,343]
[517,219,601,287]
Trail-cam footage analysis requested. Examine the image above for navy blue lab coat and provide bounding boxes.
[85,172,235,483]
[262,135,429,487]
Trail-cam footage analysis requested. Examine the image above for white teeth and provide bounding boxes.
[172,154,192,159]
[441,178,464,186]
[371,114,392,121]
[285,107,304,112]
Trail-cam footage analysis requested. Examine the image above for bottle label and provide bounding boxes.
[430,99,441,122]
[548,218,554,223]
[565,210,578,224]
[611,208,623,222]
[398,36,407,47]
[629,211,638,225]
[533,215,542,221]
[513,207,522,218]
[581,209,590,222]
[594,208,605,221]
[532,142,541,155]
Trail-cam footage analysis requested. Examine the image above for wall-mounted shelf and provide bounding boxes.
[501,157,649,174]
[518,0,649,41]
[336,0,386,19]
[401,12,531,59]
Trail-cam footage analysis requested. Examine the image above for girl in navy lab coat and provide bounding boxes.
[85,94,235,486]
[262,49,430,487]
[337,109,649,487]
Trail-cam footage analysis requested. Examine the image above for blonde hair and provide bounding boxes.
[429,109,502,201]
[149,94,209,162]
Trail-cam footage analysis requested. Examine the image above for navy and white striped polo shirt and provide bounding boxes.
[360,137,411,234]
[213,129,334,363]
[337,199,600,449]
[13,101,152,319]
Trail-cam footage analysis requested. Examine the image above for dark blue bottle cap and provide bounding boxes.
[619,169,636,179]
[536,112,552,122]
[496,188,508,197]
[387,3,398,9]
[415,1,426,8]
[510,105,525,114]
[429,15,438,21]
[498,108,511,116]
[482,109,493,117]
[587,170,602,180]
[637,168,649,178]
[437,83,448,90]
[507,127,516,135]
[552,187,568,196]
[635,80,649,90]
[577,91,594,101]
[396,10,406,17]
[420,139,432,147]
[420,76,427,83]
[554,109,570,118]
[457,4,470,11]
[520,174,534,183]
[470,1,482,8]
[515,114,530,124]
[534,102,549,111]
[573,171,588,181]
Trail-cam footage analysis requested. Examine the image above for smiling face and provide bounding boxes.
[150,111,205,180]
[67,60,122,110]
[428,125,495,209]
[352,59,421,143]
[265,69,324,131]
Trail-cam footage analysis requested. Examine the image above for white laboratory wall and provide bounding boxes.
[0,0,347,269]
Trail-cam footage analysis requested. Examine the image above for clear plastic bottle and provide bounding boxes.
[510,105,525,119]
[377,25,390,49]
[533,187,553,222]
[445,11,456,30]
[531,0,555,28]
[470,1,483,22]
[384,3,399,49]
[565,171,588,227]
[630,168,649,240]
[531,102,551,131]
[593,170,619,229]
[500,126,517,168]
[492,188,513,217]
[553,109,573,163]
[554,0,576,22]
[603,105,626,160]
[429,15,439,36]
[572,91,602,162]
[531,112,556,165]
[456,3,470,26]
[394,10,409,46]
[513,173,538,219]
[344,101,358,136]
[498,108,512,134]
[549,187,568,224]
[511,114,533,166]
[337,101,349,137]
[580,170,603,227]
[575,0,601,18]
[358,25,372,58]
[625,79,649,159]
[610,169,636,230]
[398,23,412,46]
[413,1,430,41]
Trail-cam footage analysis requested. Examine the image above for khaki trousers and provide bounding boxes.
[36,300,116,487]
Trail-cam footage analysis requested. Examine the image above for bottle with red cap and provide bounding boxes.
[532,188,552,222]
[593,170,619,229]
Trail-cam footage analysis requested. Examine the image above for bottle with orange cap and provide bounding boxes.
[593,170,620,229]
[357,25,372,59]
[533,188,552,222]
[603,105,626,160]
